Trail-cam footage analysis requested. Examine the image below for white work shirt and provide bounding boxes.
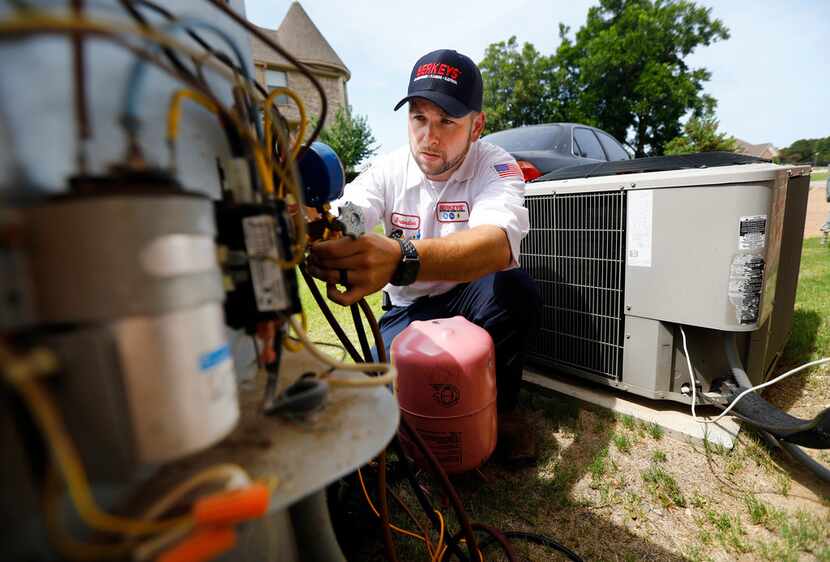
[334,140,529,306]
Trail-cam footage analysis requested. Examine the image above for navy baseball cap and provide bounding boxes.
[394,49,483,118]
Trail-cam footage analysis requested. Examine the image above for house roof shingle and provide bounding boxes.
[251,2,350,80]
[735,138,779,159]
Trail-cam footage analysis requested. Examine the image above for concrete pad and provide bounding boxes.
[523,369,742,450]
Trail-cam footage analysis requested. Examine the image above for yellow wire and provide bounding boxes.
[166,89,219,145]
[0,344,190,536]
[287,316,393,375]
[0,15,309,267]
[282,311,307,352]
[357,468,435,554]
[432,510,445,562]
[43,470,134,561]
[18,377,193,536]
[264,86,307,162]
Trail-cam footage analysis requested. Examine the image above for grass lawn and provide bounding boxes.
[811,170,828,183]
[304,238,830,562]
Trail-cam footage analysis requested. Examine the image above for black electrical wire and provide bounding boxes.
[70,0,90,174]
[119,0,250,158]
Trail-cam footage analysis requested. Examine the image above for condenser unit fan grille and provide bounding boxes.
[521,191,627,380]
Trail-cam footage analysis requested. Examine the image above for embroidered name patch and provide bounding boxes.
[391,212,421,230]
[437,201,469,223]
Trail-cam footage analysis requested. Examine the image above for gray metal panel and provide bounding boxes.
[621,316,673,398]
[624,182,773,331]
[746,173,811,384]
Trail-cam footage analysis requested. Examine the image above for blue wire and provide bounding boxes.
[121,17,262,140]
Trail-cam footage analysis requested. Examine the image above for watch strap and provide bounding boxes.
[391,238,420,286]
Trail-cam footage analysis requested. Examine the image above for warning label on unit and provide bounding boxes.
[738,215,767,250]
[627,190,653,267]
[727,254,765,325]
[418,429,463,466]
[242,215,288,312]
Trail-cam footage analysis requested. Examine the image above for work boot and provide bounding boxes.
[496,411,538,466]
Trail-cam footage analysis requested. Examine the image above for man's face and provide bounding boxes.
[408,98,485,181]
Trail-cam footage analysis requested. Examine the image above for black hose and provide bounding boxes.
[723,333,753,388]
[358,298,385,362]
[399,417,479,561]
[350,303,373,364]
[722,332,830,483]
[478,531,584,562]
[377,452,399,562]
[299,264,363,363]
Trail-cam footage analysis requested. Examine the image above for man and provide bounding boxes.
[307,49,541,462]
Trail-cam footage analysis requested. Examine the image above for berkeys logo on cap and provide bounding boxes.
[394,49,483,118]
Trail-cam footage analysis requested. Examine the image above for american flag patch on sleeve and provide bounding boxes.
[494,162,523,179]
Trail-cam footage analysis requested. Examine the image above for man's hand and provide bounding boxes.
[306,233,402,306]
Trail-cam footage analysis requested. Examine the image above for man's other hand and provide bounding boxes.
[306,233,402,306]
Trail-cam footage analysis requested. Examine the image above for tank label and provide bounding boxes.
[431,383,460,407]
[626,190,652,267]
[738,215,767,250]
[242,215,288,312]
[199,343,232,372]
[418,429,462,466]
[727,254,765,325]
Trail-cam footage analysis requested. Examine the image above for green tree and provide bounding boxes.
[778,137,830,165]
[319,107,378,173]
[479,37,566,133]
[663,110,737,155]
[556,0,729,156]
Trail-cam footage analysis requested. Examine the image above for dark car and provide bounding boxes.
[481,123,631,181]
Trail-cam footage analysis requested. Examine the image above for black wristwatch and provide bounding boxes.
[391,238,420,286]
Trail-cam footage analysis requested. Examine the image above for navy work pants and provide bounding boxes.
[379,268,541,412]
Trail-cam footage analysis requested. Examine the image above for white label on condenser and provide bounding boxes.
[738,214,767,251]
[140,235,218,277]
[242,215,288,312]
[626,190,653,268]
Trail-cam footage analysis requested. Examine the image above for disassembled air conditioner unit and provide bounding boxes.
[521,156,811,404]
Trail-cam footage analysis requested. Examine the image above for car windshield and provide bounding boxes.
[483,125,563,152]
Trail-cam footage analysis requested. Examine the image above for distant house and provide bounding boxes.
[251,2,350,133]
[735,138,779,161]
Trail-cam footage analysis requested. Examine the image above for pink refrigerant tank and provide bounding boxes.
[392,316,497,474]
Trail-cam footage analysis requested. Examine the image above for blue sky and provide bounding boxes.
[245,0,829,157]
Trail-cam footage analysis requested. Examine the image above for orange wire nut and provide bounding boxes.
[193,483,270,527]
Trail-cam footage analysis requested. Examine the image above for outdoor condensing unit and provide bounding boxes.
[521,157,811,404]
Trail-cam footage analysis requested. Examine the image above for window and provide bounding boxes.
[597,132,629,161]
[482,125,563,152]
[573,128,606,160]
[265,69,288,104]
